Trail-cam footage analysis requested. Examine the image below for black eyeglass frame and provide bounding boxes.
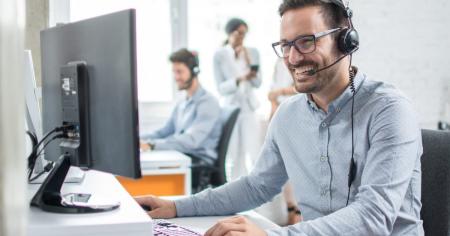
[272,28,343,58]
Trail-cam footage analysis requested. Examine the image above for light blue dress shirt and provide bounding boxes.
[174,72,424,235]
[141,86,221,164]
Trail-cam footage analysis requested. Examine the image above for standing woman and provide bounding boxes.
[213,18,262,181]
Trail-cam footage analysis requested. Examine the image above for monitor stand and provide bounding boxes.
[29,165,86,184]
[30,154,120,213]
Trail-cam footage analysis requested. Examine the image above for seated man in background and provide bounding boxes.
[140,48,222,190]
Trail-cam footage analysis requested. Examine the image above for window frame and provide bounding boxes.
[49,0,188,104]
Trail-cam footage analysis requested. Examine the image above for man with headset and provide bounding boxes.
[136,1,423,235]
[140,48,221,190]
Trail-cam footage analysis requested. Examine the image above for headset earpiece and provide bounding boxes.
[189,51,200,77]
[338,27,359,54]
[329,0,360,54]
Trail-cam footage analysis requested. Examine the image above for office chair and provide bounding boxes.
[438,121,450,131]
[421,129,450,236]
[191,106,240,193]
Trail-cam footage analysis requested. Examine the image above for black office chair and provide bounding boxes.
[420,129,450,236]
[438,121,450,131]
[191,106,240,193]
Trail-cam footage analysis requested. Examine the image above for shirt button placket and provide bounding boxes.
[320,186,328,197]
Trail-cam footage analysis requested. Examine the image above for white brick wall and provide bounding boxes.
[351,0,450,128]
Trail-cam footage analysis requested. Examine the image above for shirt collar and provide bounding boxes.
[306,68,365,114]
[225,44,245,60]
[185,85,205,103]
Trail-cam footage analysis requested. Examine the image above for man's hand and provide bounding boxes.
[139,140,153,151]
[134,195,177,219]
[205,216,267,236]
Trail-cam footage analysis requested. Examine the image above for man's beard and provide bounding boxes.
[288,58,338,94]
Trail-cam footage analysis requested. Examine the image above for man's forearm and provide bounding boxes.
[175,175,276,217]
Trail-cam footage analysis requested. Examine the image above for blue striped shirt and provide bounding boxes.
[175,72,424,235]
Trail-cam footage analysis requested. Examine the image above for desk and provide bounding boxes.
[28,169,152,236]
[162,196,280,234]
[117,150,192,196]
[28,169,279,236]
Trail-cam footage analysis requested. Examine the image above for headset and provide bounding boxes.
[330,0,359,55]
[330,0,358,206]
[182,51,200,88]
[306,0,359,76]
[307,0,359,206]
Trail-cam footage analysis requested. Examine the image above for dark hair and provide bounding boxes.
[223,18,248,45]
[169,48,198,70]
[225,18,248,35]
[278,0,346,28]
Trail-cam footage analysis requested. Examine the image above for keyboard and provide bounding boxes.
[153,219,202,236]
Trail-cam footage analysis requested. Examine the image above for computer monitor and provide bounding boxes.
[31,9,141,213]
[24,50,45,173]
[24,50,42,140]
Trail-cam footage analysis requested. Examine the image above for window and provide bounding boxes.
[188,0,282,114]
[70,0,173,102]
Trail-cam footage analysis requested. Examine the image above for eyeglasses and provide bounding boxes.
[272,28,342,58]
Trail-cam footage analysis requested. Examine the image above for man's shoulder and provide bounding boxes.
[361,79,411,107]
[197,89,220,108]
[359,78,417,127]
[276,93,308,115]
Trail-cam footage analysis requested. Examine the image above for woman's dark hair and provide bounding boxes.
[278,0,346,28]
[225,18,248,35]
[223,18,248,45]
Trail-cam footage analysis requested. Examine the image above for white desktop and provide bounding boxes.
[27,168,279,236]
[27,169,152,236]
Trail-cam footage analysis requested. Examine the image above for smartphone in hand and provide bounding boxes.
[250,65,259,72]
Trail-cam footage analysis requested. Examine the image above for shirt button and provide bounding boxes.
[321,122,327,127]
[320,156,328,162]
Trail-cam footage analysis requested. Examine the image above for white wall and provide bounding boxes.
[46,0,450,131]
[0,0,27,235]
[351,0,450,128]
[25,0,48,87]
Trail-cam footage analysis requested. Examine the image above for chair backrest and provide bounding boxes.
[420,129,450,236]
[210,106,240,186]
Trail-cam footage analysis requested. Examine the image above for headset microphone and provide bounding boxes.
[182,76,195,89]
[305,53,349,76]
[306,54,349,76]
